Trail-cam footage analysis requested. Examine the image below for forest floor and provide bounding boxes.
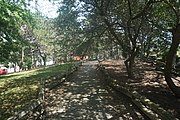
[100,59,180,119]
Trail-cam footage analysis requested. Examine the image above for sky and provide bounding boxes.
[28,0,61,18]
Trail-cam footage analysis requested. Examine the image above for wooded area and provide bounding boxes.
[1,0,179,97]
[0,0,180,118]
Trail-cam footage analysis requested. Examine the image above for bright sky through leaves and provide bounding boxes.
[28,0,60,18]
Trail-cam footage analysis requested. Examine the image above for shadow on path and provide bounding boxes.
[45,61,145,120]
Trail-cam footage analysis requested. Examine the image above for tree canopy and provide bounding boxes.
[0,0,180,97]
[53,0,180,97]
[0,0,34,63]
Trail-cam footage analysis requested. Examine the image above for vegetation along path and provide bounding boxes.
[45,61,148,120]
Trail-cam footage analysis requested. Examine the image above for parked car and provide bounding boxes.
[0,66,7,75]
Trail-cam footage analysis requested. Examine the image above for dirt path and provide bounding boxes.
[45,61,147,120]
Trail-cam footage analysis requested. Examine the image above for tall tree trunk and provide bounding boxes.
[42,56,46,66]
[124,57,133,78]
[164,24,180,98]
[124,46,139,78]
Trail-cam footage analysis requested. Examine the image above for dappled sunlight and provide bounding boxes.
[101,59,180,119]
[172,76,180,86]
[0,84,38,119]
[45,61,145,119]
[0,63,74,119]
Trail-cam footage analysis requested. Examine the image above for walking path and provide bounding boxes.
[45,61,146,120]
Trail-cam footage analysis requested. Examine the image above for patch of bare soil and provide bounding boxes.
[101,59,180,119]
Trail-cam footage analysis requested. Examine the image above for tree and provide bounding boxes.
[78,0,150,77]
[32,15,56,66]
[134,0,180,98]
[55,0,86,61]
[162,1,180,98]
[0,0,34,68]
[53,0,180,97]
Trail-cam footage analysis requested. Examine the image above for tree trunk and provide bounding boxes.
[124,46,139,78]
[124,57,134,78]
[164,24,180,98]
[42,55,47,66]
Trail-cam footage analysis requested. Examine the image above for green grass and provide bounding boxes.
[0,63,74,120]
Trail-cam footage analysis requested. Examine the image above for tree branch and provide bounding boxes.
[132,0,163,20]
[163,0,179,25]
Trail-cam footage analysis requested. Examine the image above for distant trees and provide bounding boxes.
[0,0,34,69]
[1,0,179,97]
[53,0,180,98]
[32,15,56,66]
[21,14,59,68]
[0,0,57,70]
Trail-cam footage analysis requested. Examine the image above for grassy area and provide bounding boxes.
[0,63,74,120]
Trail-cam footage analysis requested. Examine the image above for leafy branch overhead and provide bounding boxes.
[54,0,180,97]
[0,0,33,62]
